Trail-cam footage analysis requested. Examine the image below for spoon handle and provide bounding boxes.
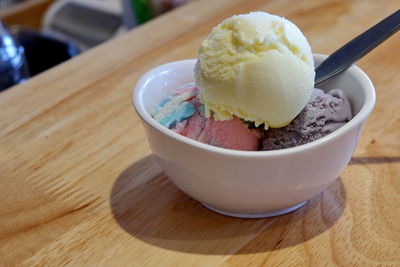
[315,9,400,85]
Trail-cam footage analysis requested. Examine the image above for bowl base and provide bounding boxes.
[201,201,307,218]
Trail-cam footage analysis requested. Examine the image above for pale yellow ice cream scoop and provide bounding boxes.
[194,12,315,129]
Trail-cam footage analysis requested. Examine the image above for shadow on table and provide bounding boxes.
[110,155,349,255]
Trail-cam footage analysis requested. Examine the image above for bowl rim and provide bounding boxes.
[132,54,376,158]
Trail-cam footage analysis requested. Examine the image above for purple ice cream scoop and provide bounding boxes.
[262,88,352,150]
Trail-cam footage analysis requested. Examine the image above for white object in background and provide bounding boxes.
[42,0,126,51]
[132,54,375,218]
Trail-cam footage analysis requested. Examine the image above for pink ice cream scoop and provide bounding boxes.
[175,107,262,151]
[153,85,262,151]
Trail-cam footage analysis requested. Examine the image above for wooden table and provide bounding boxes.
[1,0,399,265]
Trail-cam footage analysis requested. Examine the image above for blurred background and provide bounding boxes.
[0,0,194,91]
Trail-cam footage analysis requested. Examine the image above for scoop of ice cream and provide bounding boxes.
[152,86,262,151]
[262,88,352,150]
[175,100,262,151]
[195,12,315,129]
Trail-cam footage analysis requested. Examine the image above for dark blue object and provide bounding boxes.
[315,9,400,85]
[0,22,29,92]
[10,26,80,76]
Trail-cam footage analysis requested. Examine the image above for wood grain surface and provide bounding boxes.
[0,0,55,29]
[1,0,399,266]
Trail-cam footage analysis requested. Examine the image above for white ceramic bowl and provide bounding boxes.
[133,54,375,218]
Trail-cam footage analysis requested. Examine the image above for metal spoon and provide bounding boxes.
[315,9,400,85]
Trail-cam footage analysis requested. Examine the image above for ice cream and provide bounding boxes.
[153,85,262,151]
[152,86,198,129]
[150,12,352,151]
[262,88,352,150]
[151,85,352,151]
[195,12,315,129]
